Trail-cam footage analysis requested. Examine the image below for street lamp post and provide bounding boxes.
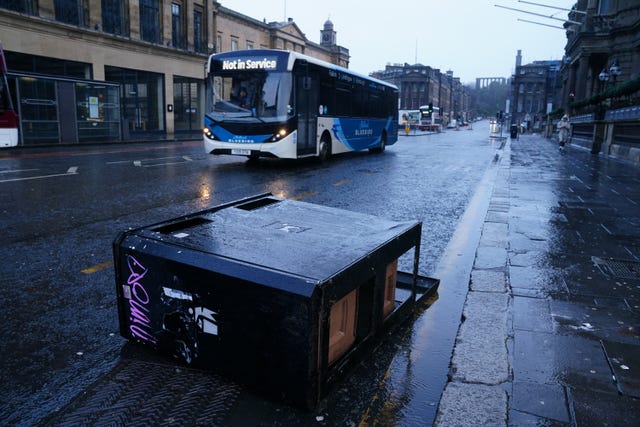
[598,68,610,85]
[609,60,621,83]
[598,60,622,111]
[599,60,621,88]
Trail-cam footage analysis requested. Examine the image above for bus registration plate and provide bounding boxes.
[232,148,251,155]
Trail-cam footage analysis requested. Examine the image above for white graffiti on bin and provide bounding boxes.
[126,255,157,345]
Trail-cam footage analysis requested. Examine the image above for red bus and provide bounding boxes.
[0,42,18,147]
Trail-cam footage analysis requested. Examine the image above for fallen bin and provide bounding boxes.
[113,193,438,408]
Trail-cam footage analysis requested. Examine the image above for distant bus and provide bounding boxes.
[0,42,18,148]
[418,105,441,132]
[203,49,398,160]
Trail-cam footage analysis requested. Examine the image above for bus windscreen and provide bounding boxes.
[208,72,292,121]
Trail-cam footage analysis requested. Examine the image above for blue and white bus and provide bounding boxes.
[203,49,398,160]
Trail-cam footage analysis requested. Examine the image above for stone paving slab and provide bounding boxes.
[470,269,507,293]
[434,382,507,427]
[450,291,509,384]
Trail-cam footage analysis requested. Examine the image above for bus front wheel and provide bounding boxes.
[319,134,331,162]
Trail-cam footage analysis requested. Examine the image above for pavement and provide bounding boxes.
[435,132,640,425]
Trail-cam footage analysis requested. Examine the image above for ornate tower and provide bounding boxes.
[320,18,336,46]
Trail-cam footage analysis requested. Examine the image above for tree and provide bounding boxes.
[469,81,509,117]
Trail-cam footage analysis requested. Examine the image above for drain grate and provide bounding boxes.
[592,256,640,280]
[43,358,242,426]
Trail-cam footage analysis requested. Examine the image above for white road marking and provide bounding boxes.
[0,168,79,183]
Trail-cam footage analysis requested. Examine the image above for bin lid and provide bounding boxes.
[134,196,419,283]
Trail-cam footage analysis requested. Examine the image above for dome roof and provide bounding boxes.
[323,18,333,30]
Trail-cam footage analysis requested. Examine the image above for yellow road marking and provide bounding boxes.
[82,260,114,274]
[290,191,317,200]
[333,179,352,186]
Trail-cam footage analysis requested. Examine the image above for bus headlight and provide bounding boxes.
[270,128,288,142]
[203,127,216,140]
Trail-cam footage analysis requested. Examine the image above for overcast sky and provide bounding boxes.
[221,0,576,85]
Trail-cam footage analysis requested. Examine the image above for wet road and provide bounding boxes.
[0,124,502,425]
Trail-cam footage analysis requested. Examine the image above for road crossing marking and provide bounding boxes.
[0,168,39,174]
[0,167,78,183]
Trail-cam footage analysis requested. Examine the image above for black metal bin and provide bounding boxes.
[510,124,518,138]
[113,193,438,408]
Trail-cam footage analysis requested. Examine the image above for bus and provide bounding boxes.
[203,49,398,160]
[0,42,18,148]
[418,104,441,132]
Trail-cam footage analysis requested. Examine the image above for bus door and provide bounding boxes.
[295,69,318,156]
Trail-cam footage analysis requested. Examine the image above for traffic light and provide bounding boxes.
[428,102,433,113]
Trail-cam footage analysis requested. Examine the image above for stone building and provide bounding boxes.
[561,0,640,109]
[476,77,507,90]
[559,0,640,163]
[0,0,349,145]
[510,49,562,130]
[371,63,469,126]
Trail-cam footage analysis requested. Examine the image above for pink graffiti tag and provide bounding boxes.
[126,255,157,345]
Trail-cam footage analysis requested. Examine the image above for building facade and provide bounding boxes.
[371,63,470,126]
[510,50,562,130]
[561,0,640,110]
[558,0,640,163]
[0,0,349,145]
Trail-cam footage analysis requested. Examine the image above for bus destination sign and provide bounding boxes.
[222,57,277,71]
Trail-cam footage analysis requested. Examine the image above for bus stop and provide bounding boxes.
[6,72,121,145]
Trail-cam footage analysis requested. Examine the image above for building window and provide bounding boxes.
[246,41,253,50]
[171,3,184,49]
[193,8,204,53]
[54,0,83,26]
[140,0,160,43]
[598,0,614,14]
[5,51,91,79]
[102,0,126,36]
[1,0,36,14]
[231,38,238,51]
[216,34,222,52]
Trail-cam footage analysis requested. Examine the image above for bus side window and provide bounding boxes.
[319,79,333,114]
[303,76,312,90]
